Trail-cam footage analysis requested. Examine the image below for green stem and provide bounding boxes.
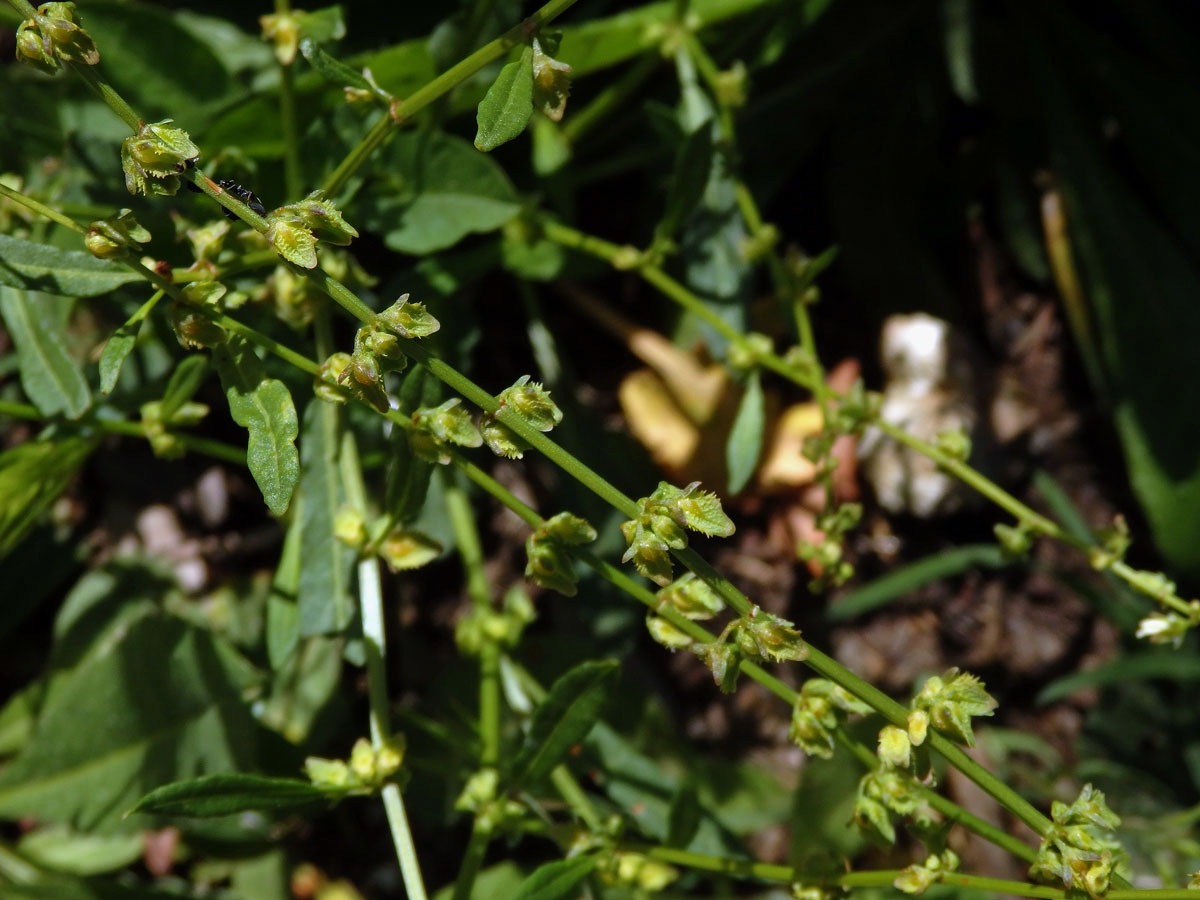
[442,472,501,767]
[0,400,247,465]
[450,819,491,900]
[321,0,582,197]
[274,0,303,203]
[0,179,85,233]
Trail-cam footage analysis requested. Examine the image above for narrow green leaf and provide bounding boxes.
[725,368,764,494]
[657,124,714,240]
[510,660,618,788]
[300,37,370,91]
[0,436,94,558]
[666,781,702,848]
[508,854,599,900]
[160,354,208,421]
[298,399,354,636]
[98,290,164,395]
[0,288,91,419]
[131,773,333,818]
[827,544,1010,621]
[474,47,534,152]
[213,338,299,516]
[1037,653,1200,706]
[266,513,303,670]
[0,234,141,297]
[0,615,260,829]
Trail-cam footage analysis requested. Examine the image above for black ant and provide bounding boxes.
[183,173,266,220]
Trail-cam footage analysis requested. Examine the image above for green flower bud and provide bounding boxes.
[15,22,59,74]
[120,120,198,197]
[691,641,741,693]
[907,709,930,747]
[259,12,300,65]
[265,214,317,268]
[619,519,675,586]
[290,192,358,246]
[481,415,528,459]
[375,734,406,778]
[734,611,807,663]
[496,374,562,432]
[333,504,367,549]
[878,725,912,769]
[994,522,1033,559]
[645,614,694,650]
[378,528,441,571]
[338,351,389,413]
[455,768,498,812]
[911,668,996,747]
[167,303,226,349]
[375,294,440,339]
[656,572,724,620]
[349,737,376,782]
[84,209,151,260]
[304,756,351,789]
[411,399,482,449]
[314,351,352,404]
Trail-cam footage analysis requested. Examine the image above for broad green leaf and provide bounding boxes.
[508,855,598,900]
[474,47,534,152]
[0,234,141,297]
[0,614,260,829]
[259,635,343,744]
[666,781,702,848]
[366,131,520,255]
[300,37,370,91]
[826,544,1011,621]
[297,399,354,636]
[657,124,715,241]
[17,825,143,876]
[0,437,95,558]
[213,338,300,516]
[432,863,524,900]
[82,1,233,123]
[131,773,333,818]
[725,368,764,494]
[0,289,91,419]
[510,660,617,788]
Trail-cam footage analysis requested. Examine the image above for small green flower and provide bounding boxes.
[878,724,913,769]
[853,769,935,845]
[656,572,724,620]
[645,614,695,650]
[1089,515,1131,571]
[265,213,318,268]
[15,3,99,74]
[167,304,226,350]
[84,209,151,260]
[140,399,208,459]
[481,417,527,459]
[337,350,389,413]
[524,511,596,596]
[910,668,997,747]
[375,294,440,339]
[378,528,441,572]
[619,481,734,585]
[531,35,572,123]
[314,351,353,404]
[1135,612,1190,647]
[410,399,482,463]
[994,521,1034,559]
[1029,784,1125,900]
[787,678,873,759]
[691,641,741,693]
[895,850,960,896]
[733,609,807,663]
[934,426,972,462]
[333,504,367,550]
[120,120,199,197]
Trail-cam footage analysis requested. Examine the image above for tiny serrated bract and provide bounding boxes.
[265,215,318,269]
[524,511,596,596]
[910,668,997,747]
[656,573,724,620]
[411,399,482,458]
[376,294,440,339]
[497,375,562,432]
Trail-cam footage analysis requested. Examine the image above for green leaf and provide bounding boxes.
[0,437,94,558]
[131,773,332,818]
[159,354,208,421]
[0,289,91,419]
[510,660,618,788]
[474,47,534,152]
[266,515,303,670]
[0,235,142,298]
[666,782,702,848]
[81,2,233,123]
[508,855,599,900]
[0,614,260,829]
[366,131,520,255]
[299,37,370,91]
[1037,653,1200,706]
[725,368,764,494]
[213,338,300,516]
[658,124,715,241]
[827,544,1011,621]
[297,399,354,636]
[16,825,143,876]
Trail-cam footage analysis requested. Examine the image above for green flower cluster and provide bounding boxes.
[265,191,358,269]
[121,120,199,197]
[1029,784,1126,900]
[15,2,98,74]
[524,512,597,596]
[84,209,151,260]
[620,481,734,586]
[481,376,563,459]
[304,735,407,795]
[788,678,872,760]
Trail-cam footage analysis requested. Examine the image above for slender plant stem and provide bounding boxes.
[450,820,491,900]
[273,0,303,203]
[320,0,582,197]
[0,400,247,465]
